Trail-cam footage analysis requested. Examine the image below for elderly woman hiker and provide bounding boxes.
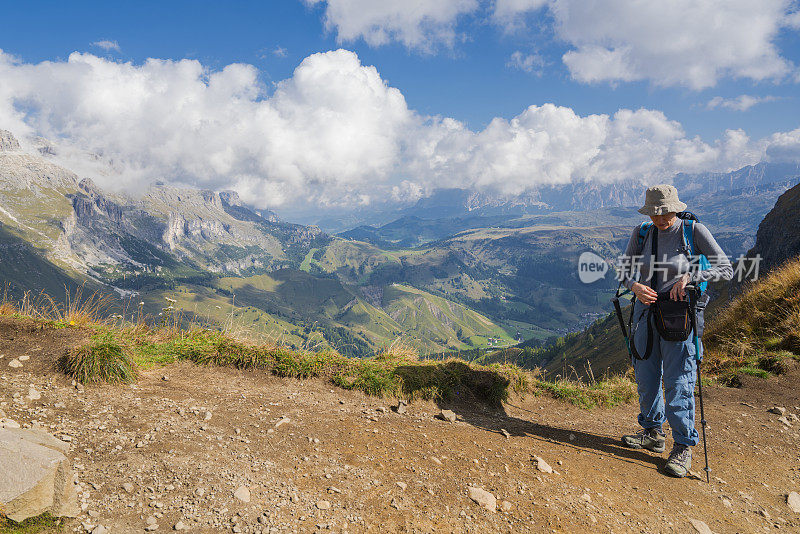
[618,184,732,477]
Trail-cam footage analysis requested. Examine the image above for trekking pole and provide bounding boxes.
[688,285,711,483]
[612,295,632,358]
[612,284,635,358]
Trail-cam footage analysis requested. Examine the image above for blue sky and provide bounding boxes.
[1,1,799,210]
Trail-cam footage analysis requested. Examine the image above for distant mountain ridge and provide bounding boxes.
[284,163,798,234]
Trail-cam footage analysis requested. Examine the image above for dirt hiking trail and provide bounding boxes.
[1,318,799,533]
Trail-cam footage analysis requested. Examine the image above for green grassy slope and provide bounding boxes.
[0,225,92,299]
[209,270,514,356]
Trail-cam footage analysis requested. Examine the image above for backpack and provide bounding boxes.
[636,211,711,293]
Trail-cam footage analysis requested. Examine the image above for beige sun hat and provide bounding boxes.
[637,184,687,216]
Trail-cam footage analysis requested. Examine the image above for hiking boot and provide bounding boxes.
[664,444,692,478]
[621,428,666,453]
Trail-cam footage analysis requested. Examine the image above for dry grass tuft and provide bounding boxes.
[0,284,17,316]
[0,284,111,327]
[374,338,419,362]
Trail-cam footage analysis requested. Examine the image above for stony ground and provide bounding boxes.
[1,318,799,533]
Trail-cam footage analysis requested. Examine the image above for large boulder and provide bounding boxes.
[0,427,79,522]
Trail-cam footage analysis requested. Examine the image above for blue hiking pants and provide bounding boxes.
[631,300,700,447]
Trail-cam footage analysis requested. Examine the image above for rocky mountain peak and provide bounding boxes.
[0,130,21,152]
[219,190,242,207]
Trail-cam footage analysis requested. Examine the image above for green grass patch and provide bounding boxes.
[0,513,67,533]
[120,328,532,406]
[60,331,136,384]
[4,313,636,410]
[534,376,636,409]
[738,366,771,379]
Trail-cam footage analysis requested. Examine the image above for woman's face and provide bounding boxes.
[650,212,677,231]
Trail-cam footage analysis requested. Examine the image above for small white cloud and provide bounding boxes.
[765,127,800,162]
[492,0,549,31]
[304,0,479,52]
[91,40,121,53]
[506,51,545,74]
[273,46,288,58]
[706,94,778,111]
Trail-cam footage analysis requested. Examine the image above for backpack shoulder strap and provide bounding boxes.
[638,221,653,250]
[682,218,711,293]
[682,219,695,255]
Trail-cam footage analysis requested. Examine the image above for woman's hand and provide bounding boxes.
[632,282,657,305]
[669,273,691,301]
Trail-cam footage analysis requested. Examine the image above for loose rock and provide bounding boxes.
[467,486,497,512]
[769,407,787,415]
[438,410,457,423]
[788,491,800,513]
[533,455,553,474]
[688,518,714,534]
[233,486,251,503]
[316,500,331,510]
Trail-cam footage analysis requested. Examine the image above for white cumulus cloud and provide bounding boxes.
[404,105,769,197]
[0,48,797,210]
[0,48,412,208]
[765,127,800,162]
[494,0,798,89]
[303,0,479,51]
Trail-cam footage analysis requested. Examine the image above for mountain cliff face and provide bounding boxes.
[0,130,326,278]
[747,181,800,273]
[0,130,21,151]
